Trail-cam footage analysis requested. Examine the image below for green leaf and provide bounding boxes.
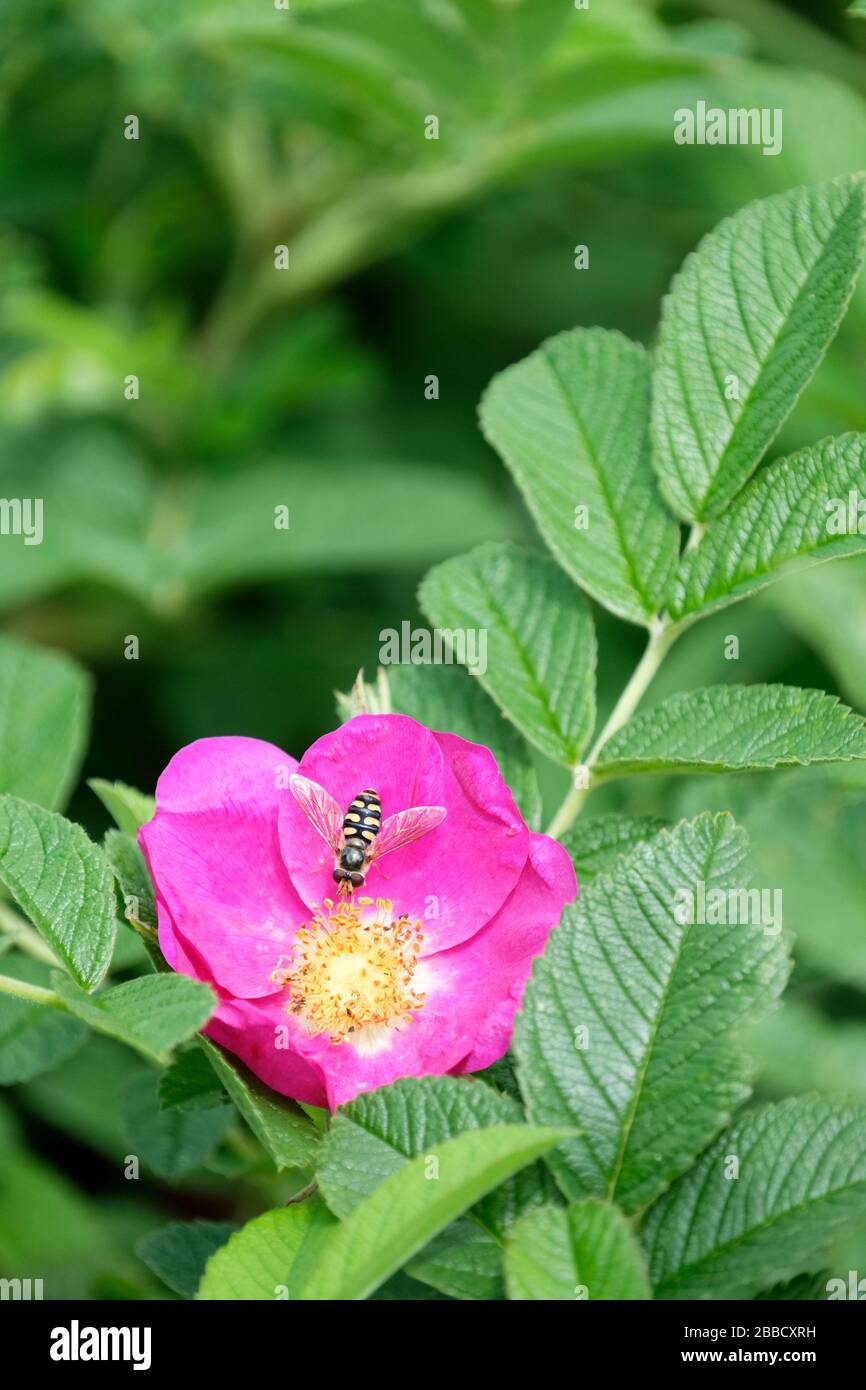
[316,1075,557,1271]
[197,1198,338,1301]
[561,813,667,881]
[388,663,542,829]
[0,953,86,1085]
[671,434,866,622]
[316,1072,555,1300]
[479,327,679,626]
[0,796,116,990]
[102,829,158,932]
[405,1220,505,1301]
[122,1071,234,1182]
[419,542,596,765]
[652,176,866,521]
[198,1037,320,1171]
[159,1045,228,1112]
[0,635,90,812]
[52,972,215,1065]
[595,685,866,780]
[642,1097,866,1299]
[754,1272,834,1301]
[371,1271,452,1300]
[299,1124,571,1300]
[514,813,789,1212]
[505,1199,652,1301]
[89,779,155,834]
[137,1221,238,1298]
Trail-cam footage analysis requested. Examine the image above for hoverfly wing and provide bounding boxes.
[371,805,446,862]
[288,774,343,853]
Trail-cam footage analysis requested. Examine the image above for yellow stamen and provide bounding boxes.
[270,898,425,1046]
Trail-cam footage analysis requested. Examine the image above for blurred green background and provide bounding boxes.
[3,0,866,1298]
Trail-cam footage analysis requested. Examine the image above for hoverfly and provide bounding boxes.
[289,774,446,892]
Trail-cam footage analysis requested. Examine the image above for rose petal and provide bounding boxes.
[447,832,576,1074]
[139,737,307,999]
[279,715,529,953]
[214,831,574,1108]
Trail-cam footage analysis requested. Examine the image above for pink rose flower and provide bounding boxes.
[139,714,576,1109]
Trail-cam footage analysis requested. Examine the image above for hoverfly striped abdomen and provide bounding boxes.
[341,789,381,850]
[335,789,382,888]
[288,772,446,896]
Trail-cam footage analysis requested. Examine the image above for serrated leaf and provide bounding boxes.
[505,1199,652,1301]
[52,972,215,1065]
[318,1075,556,1236]
[561,813,667,880]
[122,1071,234,1182]
[0,796,116,990]
[388,663,542,829]
[652,176,866,521]
[671,434,866,622]
[476,1053,523,1104]
[316,1073,554,1300]
[754,1272,833,1301]
[197,1198,338,1301]
[642,1097,866,1299]
[596,685,866,780]
[137,1221,238,1298]
[90,779,155,834]
[0,953,86,1085]
[419,542,596,765]
[371,1272,453,1300]
[480,327,679,625]
[0,635,90,812]
[198,1038,320,1171]
[406,1219,505,1300]
[159,1046,228,1112]
[514,814,789,1212]
[299,1124,571,1300]
[102,829,158,931]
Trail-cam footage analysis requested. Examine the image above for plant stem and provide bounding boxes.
[546,616,683,839]
[0,972,64,1009]
[684,521,705,553]
[0,903,59,966]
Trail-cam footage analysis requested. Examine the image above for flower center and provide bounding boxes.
[271,898,425,1046]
